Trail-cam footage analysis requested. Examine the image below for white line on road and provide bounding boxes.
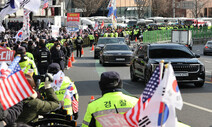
[204,60,212,63]
[183,101,212,113]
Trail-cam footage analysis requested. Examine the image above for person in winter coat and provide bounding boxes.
[50,43,65,71]
[16,74,60,123]
[74,36,83,57]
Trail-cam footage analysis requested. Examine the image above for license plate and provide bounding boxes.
[175,72,188,77]
[116,58,125,61]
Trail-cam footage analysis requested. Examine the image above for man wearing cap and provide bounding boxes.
[16,46,38,76]
[38,63,79,120]
[82,71,138,127]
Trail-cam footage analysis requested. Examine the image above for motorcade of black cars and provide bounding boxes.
[94,37,125,59]
[203,40,212,55]
[130,43,205,87]
[99,44,133,66]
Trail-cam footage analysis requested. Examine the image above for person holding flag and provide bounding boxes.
[82,71,138,127]
[38,63,79,120]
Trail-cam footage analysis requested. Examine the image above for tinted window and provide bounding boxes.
[117,38,125,43]
[149,46,194,58]
[104,45,130,51]
[207,41,212,45]
[98,38,119,44]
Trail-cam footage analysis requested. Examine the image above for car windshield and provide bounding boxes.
[117,38,125,43]
[149,46,194,58]
[97,38,119,44]
[104,45,130,51]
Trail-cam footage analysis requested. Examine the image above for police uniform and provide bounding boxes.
[39,63,79,118]
[82,71,138,127]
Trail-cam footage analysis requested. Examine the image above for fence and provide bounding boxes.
[143,27,212,43]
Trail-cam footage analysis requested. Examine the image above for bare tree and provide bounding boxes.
[135,0,149,18]
[191,0,209,18]
[73,0,105,17]
[151,0,172,17]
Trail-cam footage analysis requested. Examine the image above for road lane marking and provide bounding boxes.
[183,101,212,113]
[204,60,212,63]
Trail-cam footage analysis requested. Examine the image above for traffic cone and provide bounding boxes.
[91,44,94,51]
[81,47,84,55]
[68,57,72,68]
[90,96,95,103]
[71,53,75,62]
[135,37,137,42]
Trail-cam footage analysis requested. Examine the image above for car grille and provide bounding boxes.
[172,64,199,72]
[105,56,131,62]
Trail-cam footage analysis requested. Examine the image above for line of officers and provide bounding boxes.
[0,37,139,127]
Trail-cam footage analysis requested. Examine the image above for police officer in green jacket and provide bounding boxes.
[82,71,138,127]
[16,47,38,76]
[39,63,79,120]
[88,34,95,47]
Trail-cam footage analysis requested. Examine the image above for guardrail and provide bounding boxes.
[143,27,212,44]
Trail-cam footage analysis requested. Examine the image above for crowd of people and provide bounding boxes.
[1,20,194,126]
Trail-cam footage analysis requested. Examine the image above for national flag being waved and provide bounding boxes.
[124,67,160,127]
[0,56,21,79]
[64,84,78,113]
[0,56,34,110]
[42,0,49,15]
[101,20,104,29]
[107,0,117,29]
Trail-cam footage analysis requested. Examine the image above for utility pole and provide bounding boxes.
[173,0,175,18]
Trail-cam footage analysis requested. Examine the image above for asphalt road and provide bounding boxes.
[64,44,212,127]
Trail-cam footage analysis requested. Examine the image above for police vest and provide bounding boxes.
[26,52,34,61]
[82,92,138,127]
[19,57,38,76]
[88,35,95,40]
[39,76,79,115]
[39,48,49,65]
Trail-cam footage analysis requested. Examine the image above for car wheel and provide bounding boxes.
[130,66,139,82]
[203,52,206,55]
[194,82,204,87]
[94,55,98,59]
[102,60,106,66]
[144,69,151,85]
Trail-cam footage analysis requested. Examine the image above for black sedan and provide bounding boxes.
[203,40,212,55]
[99,44,133,65]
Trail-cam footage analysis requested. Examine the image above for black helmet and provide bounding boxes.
[48,63,61,74]
[99,71,123,92]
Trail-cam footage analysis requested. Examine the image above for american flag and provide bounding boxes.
[65,84,78,113]
[0,58,34,110]
[0,56,21,79]
[124,67,160,127]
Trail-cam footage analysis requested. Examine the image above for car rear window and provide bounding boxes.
[98,38,119,44]
[207,41,212,45]
[105,45,130,50]
[149,46,194,58]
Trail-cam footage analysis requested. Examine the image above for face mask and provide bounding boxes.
[56,47,60,50]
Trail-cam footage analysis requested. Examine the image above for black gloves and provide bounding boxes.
[73,112,78,120]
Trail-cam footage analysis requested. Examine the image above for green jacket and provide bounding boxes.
[19,56,38,76]
[16,88,60,123]
[82,91,138,127]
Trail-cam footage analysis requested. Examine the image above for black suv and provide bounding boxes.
[130,43,205,87]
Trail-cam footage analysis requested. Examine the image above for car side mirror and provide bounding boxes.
[195,53,200,58]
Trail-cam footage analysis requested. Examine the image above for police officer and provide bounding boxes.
[74,36,83,57]
[82,71,138,127]
[16,47,38,76]
[39,63,79,120]
[34,39,51,75]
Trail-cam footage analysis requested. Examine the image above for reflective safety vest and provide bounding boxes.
[103,33,108,37]
[114,32,118,37]
[88,35,95,40]
[19,57,38,76]
[26,52,34,61]
[46,43,54,50]
[82,92,138,127]
[60,39,66,45]
[109,33,114,37]
[39,76,79,115]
